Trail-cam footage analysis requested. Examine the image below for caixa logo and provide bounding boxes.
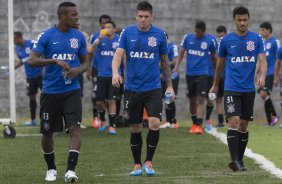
[130,52,154,59]
[231,56,255,63]
[52,54,75,60]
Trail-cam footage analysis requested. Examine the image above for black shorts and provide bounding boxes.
[224,91,255,121]
[186,75,209,97]
[26,75,42,95]
[258,75,274,94]
[161,78,179,98]
[40,89,82,134]
[91,67,98,101]
[96,77,119,101]
[124,89,162,124]
[217,77,225,98]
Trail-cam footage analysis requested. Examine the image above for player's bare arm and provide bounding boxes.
[209,57,226,94]
[112,48,124,87]
[211,51,217,69]
[161,54,175,102]
[274,59,281,86]
[28,51,70,71]
[257,53,267,88]
[65,55,89,79]
[172,47,185,73]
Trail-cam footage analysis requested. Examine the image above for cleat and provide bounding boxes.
[189,124,198,134]
[143,161,155,176]
[91,117,100,128]
[45,169,57,182]
[172,122,179,129]
[215,123,224,128]
[270,116,280,126]
[279,124,282,128]
[228,161,242,172]
[22,119,37,126]
[80,124,87,129]
[98,121,106,132]
[130,164,142,176]
[108,126,117,134]
[160,122,172,128]
[238,161,247,171]
[195,125,203,134]
[64,170,78,183]
[205,119,213,131]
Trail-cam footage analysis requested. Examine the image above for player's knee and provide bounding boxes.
[148,117,160,130]
[227,116,240,129]
[130,124,142,133]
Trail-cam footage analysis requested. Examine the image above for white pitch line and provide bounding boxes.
[206,128,282,178]
[16,134,41,137]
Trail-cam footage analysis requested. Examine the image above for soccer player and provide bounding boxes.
[274,41,282,129]
[14,31,42,126]
[87,14,112,128]
[214,25,227,128]
[28,2,89,182]
[88,20,121,134]
[209,6,267,171]
[204,33,218,131]
[112,1,175,176]
[257,22,280,126]
[160,32,179,129]
[173,20,217,134]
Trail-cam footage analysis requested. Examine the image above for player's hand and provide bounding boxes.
[86,68,92,80]
[55,60,70,71]
[112,73,123,88]
[257,76,265,88]
[165,86,176,102]
[209,85,218,95]
[64,67,80,79]
[172,67,178,73]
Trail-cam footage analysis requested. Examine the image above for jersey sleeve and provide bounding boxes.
[258,36,265,54]
[32,32,47,54]
[117,28,127,50]
[209,37,217,53]
[159,31,168,55]
[217,37,227,58]
[172,44,179,58]
[90,32,99,44]
[274,39,280,55]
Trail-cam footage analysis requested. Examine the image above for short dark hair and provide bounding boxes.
[233,6,250,19]
[136,1,153,13]
[260,21,272,33]
[105,20,116,28]
[99,14,111,24]
[195,20,206,32]
[216,25,227,34]
[14,31,23,38]
[57,2,76,17]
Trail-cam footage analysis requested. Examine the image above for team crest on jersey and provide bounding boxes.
[201,42,207,49]
[70,38,78,49]
[112,42,118,49]
[227,104,235,113]
[25,47,31,54]
[266,43,271,50]
[246,41,255,51]
[148,37,157,47]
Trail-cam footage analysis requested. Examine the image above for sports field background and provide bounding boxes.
[1,0,282,120]
[1,119,282,183]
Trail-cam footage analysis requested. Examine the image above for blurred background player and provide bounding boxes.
[214,25,227,128]
[174,20,217,134]
[160,32,179,129]
[87,14,112,128]
[257,22,280,126]
[204,33,218,131]
[88,20,121,134]
[14,31,42,126]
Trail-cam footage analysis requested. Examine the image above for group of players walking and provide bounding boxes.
[12,1,282,182]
